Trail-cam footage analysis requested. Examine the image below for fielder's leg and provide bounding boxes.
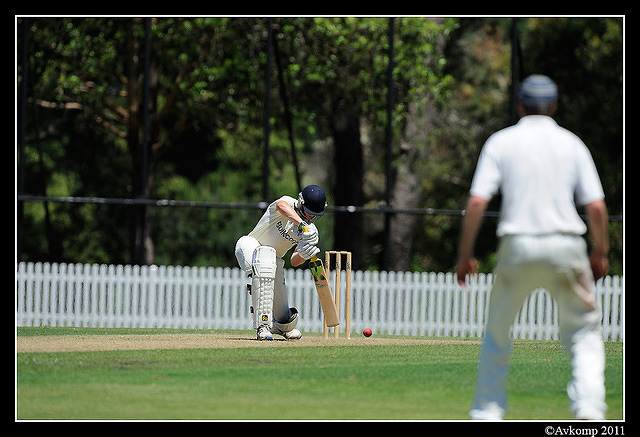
[251,245,277,340]
[470,276,525,420]
[548,236,607,420]
[555,270,607,419]
[470,237,533,420]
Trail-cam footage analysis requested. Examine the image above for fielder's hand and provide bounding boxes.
[456,256,478,287]
[589,251,609,281]
[298,243,320,260]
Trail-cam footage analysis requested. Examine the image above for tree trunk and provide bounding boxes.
[126,22,142,265]
[387,100,434,272]
[331,101,364,270]
[126,19,157,266]
[388,17,446,272]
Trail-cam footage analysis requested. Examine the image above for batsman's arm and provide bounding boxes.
[280,203,314,267]
[294,224,320,266]
[276,199,306,227]
[291,251,307,267]
[297,225,318,257]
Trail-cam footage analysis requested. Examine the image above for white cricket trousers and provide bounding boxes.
[234,235,292,323]
[470,234,607,420]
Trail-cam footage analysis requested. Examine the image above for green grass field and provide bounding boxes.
[16,327,623,421]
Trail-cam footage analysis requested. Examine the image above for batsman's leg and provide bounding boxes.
[272,259,302,340]
[272,308,302,340]
[235,235,260,274]
[251,245,277,340]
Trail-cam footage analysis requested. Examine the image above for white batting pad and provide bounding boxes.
[251,246,277,329]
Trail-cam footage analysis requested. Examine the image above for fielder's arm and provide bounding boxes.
[456,195,488,286]
[585,199,609,280]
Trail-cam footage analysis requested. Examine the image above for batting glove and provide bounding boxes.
[298,243,320,260]
[300,223,319,246]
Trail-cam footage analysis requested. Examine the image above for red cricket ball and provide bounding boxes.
[363,328,372,337]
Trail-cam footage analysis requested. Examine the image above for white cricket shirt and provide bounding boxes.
[470,115,604,236]
[248,195,301,257]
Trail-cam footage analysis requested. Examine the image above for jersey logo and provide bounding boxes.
[275,220,298,244]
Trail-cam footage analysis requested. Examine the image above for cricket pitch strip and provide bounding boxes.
[17,333,480,353]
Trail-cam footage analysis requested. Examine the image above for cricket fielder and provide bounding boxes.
[456,75,609,420]
[235,185,327,340]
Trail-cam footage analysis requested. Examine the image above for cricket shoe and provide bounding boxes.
[575,408,605,420]
[274,328,302,340]
[256,325,274,341]
[469,402,504,420]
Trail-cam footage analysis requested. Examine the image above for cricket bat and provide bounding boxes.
[300,224,339,327]
[308,256,340,327]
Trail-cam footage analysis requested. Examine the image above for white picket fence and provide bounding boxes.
[15,262,624,341]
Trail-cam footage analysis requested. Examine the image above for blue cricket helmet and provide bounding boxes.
[297,185,327,219]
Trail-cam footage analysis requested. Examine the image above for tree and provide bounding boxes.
[18,17,622,275]
[387,17,456,272]
[267,17,457,269]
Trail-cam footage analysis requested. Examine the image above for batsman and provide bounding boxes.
[234,185,327,340]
